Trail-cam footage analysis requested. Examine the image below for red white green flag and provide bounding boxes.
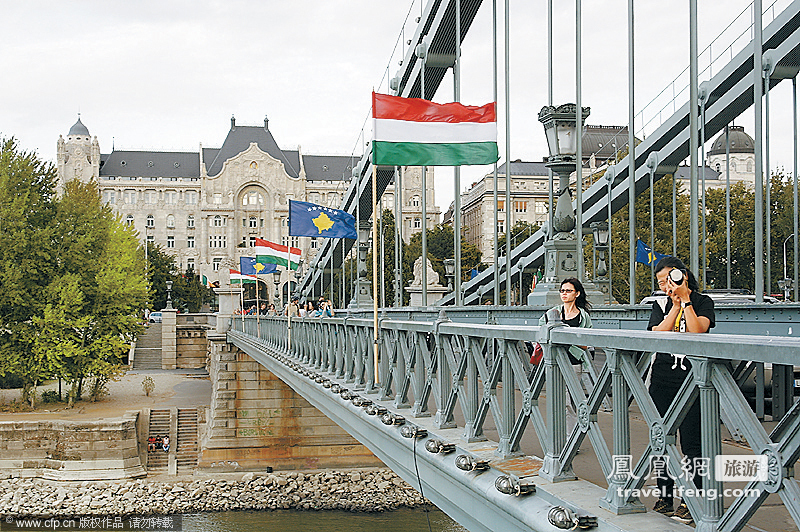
[229,269,256,284]
[372,92,498,167]
[254,238,301,270]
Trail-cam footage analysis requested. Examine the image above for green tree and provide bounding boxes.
[0,138,57,404]
[46,179,147,404]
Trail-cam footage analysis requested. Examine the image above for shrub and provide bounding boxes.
[142,376,155,397]
[41,390,61,404]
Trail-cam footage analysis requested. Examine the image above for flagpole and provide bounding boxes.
[454,0,462,307]
[372,162,380,386]
[255,276,260,338]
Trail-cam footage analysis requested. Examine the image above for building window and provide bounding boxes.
[166,236,175,248]
[212,258,221,272]
[102,190,116,204]
[249,236,256,247]
[209,235,227,248]
[166,214,175,228]
[411,195,420,208]
[144,190,157,204]
[715,163,721,172]
[413,218,421,229]
[187,258,195,271]
[310,237,318,249]
[242,190,264,206]
[515,201,527,213]
[309,192,320,203]
[164,191,177,204]
[187,236,195,248]
[281,236,289,247]
[146,215,154,228]
[213,193,222,204]
[291,237,299,248]
[535,201,547,214]
[125,215,134,226]
[498,221,505,234]
[213,215,222,227]
[185,190,198,204]
[124,189,136,204]
[249,217,257,228]
[187,215,195,228]
[497,200,504,212]
[147,235,154,243]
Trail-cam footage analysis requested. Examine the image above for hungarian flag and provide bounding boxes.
[229,269,256,284]
[254,238,301,270]
[372,92,498,167]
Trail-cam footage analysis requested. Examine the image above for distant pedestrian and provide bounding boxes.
[147,436,156,452]
[162,436,170,453]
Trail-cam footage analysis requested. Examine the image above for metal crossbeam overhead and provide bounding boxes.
[443,0,800,305]
[298,0,485,299]
[229,315,800,531]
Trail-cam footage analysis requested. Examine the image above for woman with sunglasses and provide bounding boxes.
[537,277,593,364]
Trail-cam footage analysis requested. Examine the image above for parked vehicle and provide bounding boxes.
[149,311,163,323]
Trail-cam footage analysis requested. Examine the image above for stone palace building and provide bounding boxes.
[56,116,439,300]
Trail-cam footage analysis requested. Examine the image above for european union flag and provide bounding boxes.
[636,239,669,266]
[240,256,277,276]
[289,200,358,239]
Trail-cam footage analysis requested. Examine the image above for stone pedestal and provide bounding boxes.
[214,286,243,334]
[348,276,374,309]
[527,238,606,307]
[161,309,177,370]
[407,285,448,306]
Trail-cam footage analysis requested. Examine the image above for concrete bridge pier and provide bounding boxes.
[198,332,382,472]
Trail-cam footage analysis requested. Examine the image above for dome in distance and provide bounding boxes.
[68,117,90,137]
[708,126,754,156]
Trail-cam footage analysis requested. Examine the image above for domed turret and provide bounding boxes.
[708,126,754,156]
[68,116,90,138]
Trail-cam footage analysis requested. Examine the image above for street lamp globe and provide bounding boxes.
[591,220,609,247]
[538,104,591,160]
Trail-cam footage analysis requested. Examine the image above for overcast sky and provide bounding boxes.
[2,0,797,212]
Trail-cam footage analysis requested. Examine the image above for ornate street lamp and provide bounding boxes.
[443,258,455,293]
[349,220,374,308]
[165,280,173,309]
[272,270,282,312]
[591,221,610,303]
[529,104,605,307]
[293,259,304,300]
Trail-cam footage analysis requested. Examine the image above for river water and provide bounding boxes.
[181,508,467,531]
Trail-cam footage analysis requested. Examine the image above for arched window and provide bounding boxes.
[241,189,265,206]
[213,215,222,227]
[146,215,154,228]
[187,215,195,228]
[166,214,175,228]
[411,195,420,208]
[125,215,134,226]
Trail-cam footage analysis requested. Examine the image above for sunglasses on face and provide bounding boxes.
[559,289,575,294]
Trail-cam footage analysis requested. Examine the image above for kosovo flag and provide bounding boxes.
[240,256,277,276]
[636,239,669,266]
[289,200,358,239]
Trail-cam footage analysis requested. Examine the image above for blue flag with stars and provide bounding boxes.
[289,200,358,239]
[240,256,277,276]
[635,239,669,266]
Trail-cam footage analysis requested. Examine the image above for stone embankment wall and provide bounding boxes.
[0,412,145,480]
[199,337,382,471]
[176,327,208,369]
[0,469,425,517]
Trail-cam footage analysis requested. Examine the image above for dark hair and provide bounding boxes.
[654,256,699,292]
[561,278,591,312]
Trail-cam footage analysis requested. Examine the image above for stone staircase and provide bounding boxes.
[146,409,170,472]
[176,408,199,474]
[133,323,162,370]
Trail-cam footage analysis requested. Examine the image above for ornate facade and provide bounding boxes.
[56,116,439,300]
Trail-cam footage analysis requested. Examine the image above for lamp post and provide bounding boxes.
[165,280,173,310]
[591,221,610,303]
[272,269,282,312]
[293,259,304,300]
[783,234,796,301]
[349,220,374,309]
[529,104,605,306]
[443,258,455,294]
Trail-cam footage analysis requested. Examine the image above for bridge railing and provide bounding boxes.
[231,313,800,530]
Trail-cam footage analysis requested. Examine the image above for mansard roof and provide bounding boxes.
[205,123,300,178]
[303,155,355,181]
[99,150,200,178]
[496,160,549,177]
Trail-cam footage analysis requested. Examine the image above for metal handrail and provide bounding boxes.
[231,314,800,530]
